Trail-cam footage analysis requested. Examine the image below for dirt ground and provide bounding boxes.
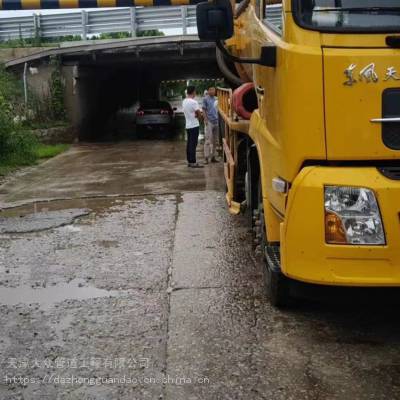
[0,141,400,400]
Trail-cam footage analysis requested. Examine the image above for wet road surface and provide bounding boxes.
[0,141,400,400]
[0,142,221,208]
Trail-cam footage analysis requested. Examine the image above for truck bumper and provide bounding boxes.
[281,166,400,286]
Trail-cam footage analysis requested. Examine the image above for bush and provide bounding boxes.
[22,58,66,126]
[0,67,38,172]
[0,130,38,165]
[0,65,70,176]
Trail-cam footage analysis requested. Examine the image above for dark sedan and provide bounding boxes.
[136,100,176,132]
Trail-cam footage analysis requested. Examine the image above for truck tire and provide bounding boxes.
[255,177,292,308]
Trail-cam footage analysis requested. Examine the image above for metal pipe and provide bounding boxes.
[23,62,28,107]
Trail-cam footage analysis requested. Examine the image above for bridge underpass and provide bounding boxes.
[5,35,222,141]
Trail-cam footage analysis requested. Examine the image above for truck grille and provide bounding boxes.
[382,89,400,150]
[378,166,400,180]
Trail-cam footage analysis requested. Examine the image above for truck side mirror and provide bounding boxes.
[196,0,234,41]
[259,45,277,68]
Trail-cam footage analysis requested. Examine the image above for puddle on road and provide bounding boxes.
[0,198,121,217]
[0,209,90,233]
[0,198,134,233]
[0,279,118,310]
[0,195,169,234]
[0,195,161,218]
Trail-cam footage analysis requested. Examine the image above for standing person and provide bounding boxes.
[202,86,219,164]
[182,86,203,168]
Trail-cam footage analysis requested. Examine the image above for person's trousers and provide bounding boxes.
[204,121,218,160]
[186,127,199,164]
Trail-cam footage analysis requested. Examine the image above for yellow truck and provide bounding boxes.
[195,0,400,306]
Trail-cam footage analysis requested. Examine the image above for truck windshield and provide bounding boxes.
[295,0,400,32]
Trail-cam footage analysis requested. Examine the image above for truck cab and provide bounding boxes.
[198,0,400,306]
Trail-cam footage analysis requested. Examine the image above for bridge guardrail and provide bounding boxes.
[0,6,197,41]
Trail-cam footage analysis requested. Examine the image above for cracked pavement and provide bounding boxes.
[1,141,400,400]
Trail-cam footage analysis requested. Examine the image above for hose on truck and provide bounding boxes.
[216,46,245,86]
[232,83,258,120]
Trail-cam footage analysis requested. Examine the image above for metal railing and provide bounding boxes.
[0,6,197,41]
[217,87,234,120]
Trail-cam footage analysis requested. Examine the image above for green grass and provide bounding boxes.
[35,144,70,159]
[0,143,70,177]
[0,155,35,176]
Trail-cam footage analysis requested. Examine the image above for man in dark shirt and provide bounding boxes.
[202,87,219,164]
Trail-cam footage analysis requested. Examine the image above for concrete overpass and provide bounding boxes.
[5,35,220,140]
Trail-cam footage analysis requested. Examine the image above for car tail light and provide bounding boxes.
[136,110,144,116]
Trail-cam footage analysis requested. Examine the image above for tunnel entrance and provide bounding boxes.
[62,38,222,141]
[77,66,222,142]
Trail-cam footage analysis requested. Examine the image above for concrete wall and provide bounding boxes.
[9,60,79,143]
[62,65,81,135]
[0,47,56,64]
[28,62,53,99]
[10,61,117,141]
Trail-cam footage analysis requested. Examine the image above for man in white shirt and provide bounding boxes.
[182,86,203,168]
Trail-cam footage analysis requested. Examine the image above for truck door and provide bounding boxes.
[250,0,285,212]
[251,0,326,207]
[254,0,283,139]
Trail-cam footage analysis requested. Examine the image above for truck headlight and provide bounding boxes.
[324,186,385,245]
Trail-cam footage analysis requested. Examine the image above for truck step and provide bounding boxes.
[265,245,281,273]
